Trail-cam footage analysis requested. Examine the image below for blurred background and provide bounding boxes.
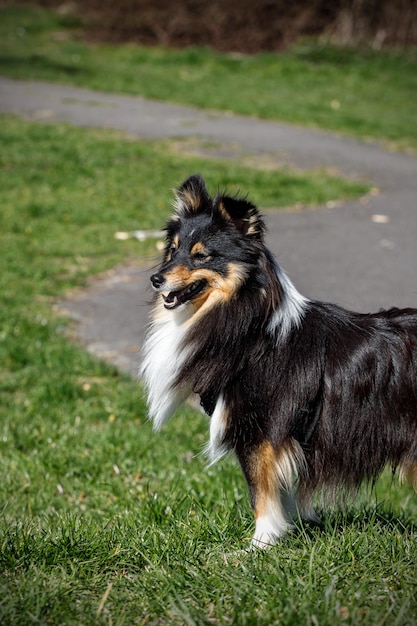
[19,0,417,51]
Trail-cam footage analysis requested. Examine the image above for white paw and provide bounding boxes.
[251,516,289,548]
[251,534,277,549]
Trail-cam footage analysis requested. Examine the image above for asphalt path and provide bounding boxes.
[1,76,416,376]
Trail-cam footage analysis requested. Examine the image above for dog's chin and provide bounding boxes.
[162,279,208,310]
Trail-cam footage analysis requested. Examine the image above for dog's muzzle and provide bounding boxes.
[150,272,208,309]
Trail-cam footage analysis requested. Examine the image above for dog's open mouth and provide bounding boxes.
[162,280,208,309]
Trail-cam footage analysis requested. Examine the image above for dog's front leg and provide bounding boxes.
[237,440,296,548]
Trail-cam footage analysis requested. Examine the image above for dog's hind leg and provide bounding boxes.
[238,438,304,548]
[399,460,417,491]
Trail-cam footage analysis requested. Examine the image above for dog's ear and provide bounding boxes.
[215,195,265,239]
[174,174,212,216]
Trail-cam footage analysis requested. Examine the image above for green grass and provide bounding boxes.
[0,115,402,624]
[2,503,416,624]
[0,10,417,623]
[1,4,417,151]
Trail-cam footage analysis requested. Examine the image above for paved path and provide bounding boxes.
[1,76,416,376]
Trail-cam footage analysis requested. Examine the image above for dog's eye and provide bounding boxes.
[166,241,178,261]
[192,251,212,265]
[190,242,212,264]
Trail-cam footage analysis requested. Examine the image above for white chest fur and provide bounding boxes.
[140,305,191,430]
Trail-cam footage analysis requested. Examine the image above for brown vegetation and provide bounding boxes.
[21,0,417,51]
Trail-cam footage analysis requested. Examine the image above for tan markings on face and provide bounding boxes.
[163,265,191,289]
[162,263,245,298]
[191,242,207,257]
[153,262,248,322]
[188,262,249,321]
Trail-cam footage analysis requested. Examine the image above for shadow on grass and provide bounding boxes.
[296,503,417,540]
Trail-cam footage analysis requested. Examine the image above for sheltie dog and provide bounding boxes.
[140,174,417,547]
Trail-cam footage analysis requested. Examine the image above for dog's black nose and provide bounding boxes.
[150,273,165,289]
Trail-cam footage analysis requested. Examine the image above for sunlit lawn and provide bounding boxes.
[0,5,416,623]
[5,116,413,624]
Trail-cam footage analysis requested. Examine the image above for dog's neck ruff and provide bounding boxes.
[140,304,192,430]
[268,265,310,341]
[141,262,309,441]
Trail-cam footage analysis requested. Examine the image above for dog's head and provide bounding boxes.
[150,175,266,313]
